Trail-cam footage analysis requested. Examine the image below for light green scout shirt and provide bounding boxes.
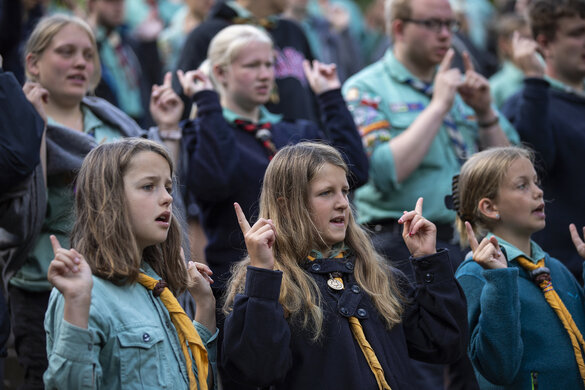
[44,261,218,389]
[10,106,122,291]
[342,50,519,225]
[489,60,525,108]
[96,26,144,120]
[222,105,282,125]
[487,232,547,265]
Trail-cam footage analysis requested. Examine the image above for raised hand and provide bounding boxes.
[22,81,49,125]
[150,71,184,130]
[569,223,585,259]
[457,52,493,118]
[186,255,216,332]
[234,202,276,270]
[511,31,545,78]
[176,68,214,99]
[48,235,93,328]
[430,48,461,115]
[398,197,437,257]
[302,60,341,95]
[465,221,507,269]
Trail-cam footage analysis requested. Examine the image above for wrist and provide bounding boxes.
[477,113,500,128]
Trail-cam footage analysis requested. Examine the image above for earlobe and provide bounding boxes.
[392,19,404,41]
[25,54,40,81]
[536,34,550,57]
[213,64,226,84]
[478,198,500,221]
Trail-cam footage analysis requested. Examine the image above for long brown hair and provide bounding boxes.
[223,142,405,340]
[71,138,188,293]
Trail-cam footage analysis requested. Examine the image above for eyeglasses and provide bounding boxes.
[401,18,461,33]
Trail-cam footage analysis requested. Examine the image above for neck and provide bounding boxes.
[393,45,436,83]
[221,95,260,122]
[490,226,533,258]
[546,67,585,92]
[237,0,275,18]
[45,98,84,132]
[283,6,307,22]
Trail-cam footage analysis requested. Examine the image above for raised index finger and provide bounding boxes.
[234,202,251,235]
[465,221,479,251]
[414,197,424,215]
[437,48,454,73]
[462,51,475,73]
[569,223,584,248]
[49,234,62,256]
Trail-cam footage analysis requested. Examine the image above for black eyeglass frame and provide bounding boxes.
[401,18,461,33]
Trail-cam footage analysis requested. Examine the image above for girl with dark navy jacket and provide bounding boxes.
[222,142,467,389]
[178,24,368,291]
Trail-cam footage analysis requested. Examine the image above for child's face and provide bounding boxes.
[308,163,350,252]
[27,23,95,105]
[492,157,545,240]
[123,151,173,252]
[219,41,274,111]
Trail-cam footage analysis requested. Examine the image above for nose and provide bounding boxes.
[533,183,544,198]
[73,53,87,68]
[335,192,349,210]
[259,64,273,80]
[161,188,173,206]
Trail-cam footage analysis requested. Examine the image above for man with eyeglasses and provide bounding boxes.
[342,0,519,388]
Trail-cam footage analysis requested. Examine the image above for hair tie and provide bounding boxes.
[445,174,462,216]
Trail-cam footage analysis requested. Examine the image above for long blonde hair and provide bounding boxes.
[71,138,189,294]
[453,146,534,247]
[223,142,405,340]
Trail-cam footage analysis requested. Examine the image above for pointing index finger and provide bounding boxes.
[234,202,251,235]
[414,197,424,215]
[462,51,475,73]
[465,221,479,251]
[437,48,454,73]
[49,234,62,256]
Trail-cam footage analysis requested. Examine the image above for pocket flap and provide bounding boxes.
[117,326,164,349]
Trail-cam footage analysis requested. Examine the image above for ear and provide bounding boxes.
[391,19,406,41]
[535,33,551,58]
[25,53,40,82]
[478,197,499,221]
[212,64,227,86]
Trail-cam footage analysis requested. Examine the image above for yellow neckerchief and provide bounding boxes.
[516,256,585,387]
[307,249,392,390]
[137,273,209,390]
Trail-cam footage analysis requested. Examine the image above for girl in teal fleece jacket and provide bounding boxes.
[453,146,585,389]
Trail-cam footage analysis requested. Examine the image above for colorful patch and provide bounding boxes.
[360,95,381,109]
[352,105,380,128]
[344,87,360,102]
[360,120,390,136]
[389,102,425,112]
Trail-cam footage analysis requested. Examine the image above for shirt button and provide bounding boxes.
[88,344,93,351]
[142,333,151,342]
[351,285,361,294]
[357,308,367,317]
[424,273,434,283]
[345,262,354,271]
[311,263,321,272]
[340,307,349,316]
[165,321,171,329]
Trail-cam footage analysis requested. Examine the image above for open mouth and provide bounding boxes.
[533,204,545,217]
[330,216,345,224]
[156,211,171,223]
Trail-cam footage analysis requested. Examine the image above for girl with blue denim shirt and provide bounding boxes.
[453,146,585,389]
[220,142,467,389]
[44,139,217,389]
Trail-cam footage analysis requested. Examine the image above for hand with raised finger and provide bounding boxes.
[48,235,93,328]
[302,59,341,95]
[234,202,276,270]
[48,235,93,299]
[430,49,461,116]
[176,68,214,98]
[569,223,585,259]
[398,197,437,257]
[465,221,507,269]
[458,52,492,117]
[22,81,49,125]
[511,31,545,78]
[150,71,184,129]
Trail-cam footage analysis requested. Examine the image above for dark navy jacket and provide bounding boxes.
[502,78,585,283]
[222,249,468,389]
[182,89,368,288]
